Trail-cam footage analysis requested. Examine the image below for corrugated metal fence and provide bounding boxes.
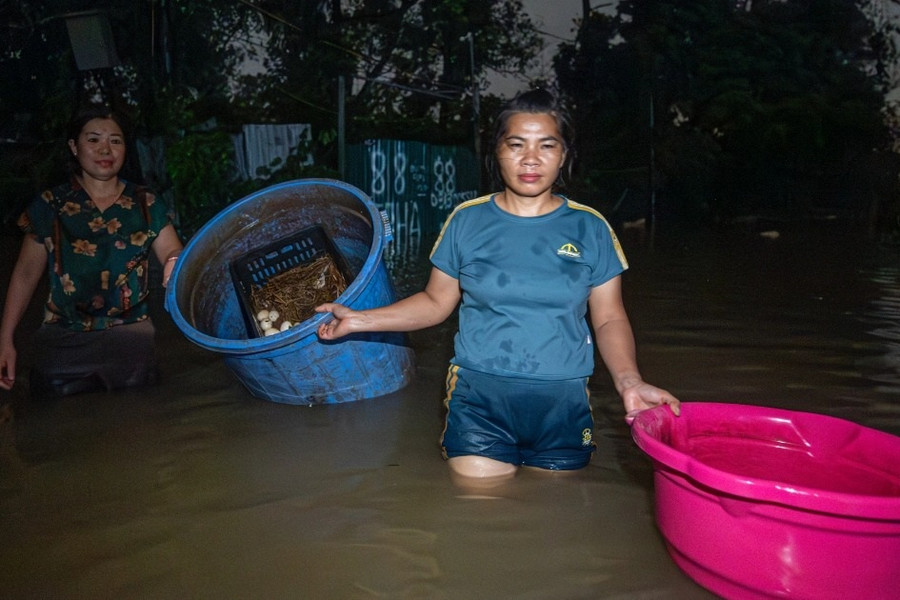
[346,140,479,253]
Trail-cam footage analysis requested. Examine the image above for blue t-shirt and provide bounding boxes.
[430,194,628,380]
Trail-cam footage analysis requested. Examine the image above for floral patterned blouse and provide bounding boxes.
[18,178,174,331]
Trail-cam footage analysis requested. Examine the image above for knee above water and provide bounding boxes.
[448,455,518,479]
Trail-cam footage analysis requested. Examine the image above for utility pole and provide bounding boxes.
[338,75,346,179]
[464,32,481,191]
[649,90,656,250]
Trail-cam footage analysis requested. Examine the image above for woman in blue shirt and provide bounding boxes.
[316,89,679,487]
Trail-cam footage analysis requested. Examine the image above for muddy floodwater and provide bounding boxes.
[1,220,898,599]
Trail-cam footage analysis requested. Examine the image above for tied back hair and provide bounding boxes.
[486,88,576,190]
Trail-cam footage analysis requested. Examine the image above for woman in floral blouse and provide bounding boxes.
[0,105,183,397]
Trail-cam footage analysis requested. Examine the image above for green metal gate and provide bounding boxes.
[345,140,479,252]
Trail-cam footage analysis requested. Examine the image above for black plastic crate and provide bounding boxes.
[230,224,353,338]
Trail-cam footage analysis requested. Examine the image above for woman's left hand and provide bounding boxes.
[162,255,178,287]
[621,381,681,425]
[151,224,183,288]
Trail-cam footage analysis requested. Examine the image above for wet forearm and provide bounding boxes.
[1,241,46,343]
[356,290,455,332]
[595,318,643,394]
[1,275,41,343]
[152,224,183,264]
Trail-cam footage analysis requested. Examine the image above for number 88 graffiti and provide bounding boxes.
[369,146,457,212]
[430,156,456,210]
[368,147,388,198]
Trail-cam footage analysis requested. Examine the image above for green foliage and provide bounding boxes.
[556,0,897,229]
[8,0,897,238]
[166,131,241,237]
[3,0,539,230]
[165,128,341,238]
[234,0,540,144]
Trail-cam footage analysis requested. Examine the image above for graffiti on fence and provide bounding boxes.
[347,140,479,253]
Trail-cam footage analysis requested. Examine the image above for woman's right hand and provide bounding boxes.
[0,342,17,390]
[1,234,49,391]
[315,268,461,341]
[315,303,372,340]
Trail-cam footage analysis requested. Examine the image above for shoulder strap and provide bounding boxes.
[52,214,64,276]
[133,185,152,227]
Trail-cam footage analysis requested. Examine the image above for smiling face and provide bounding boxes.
[68,117,126,182]
[496,112,567,201]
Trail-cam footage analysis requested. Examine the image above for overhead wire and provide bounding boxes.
[232,0,467,100]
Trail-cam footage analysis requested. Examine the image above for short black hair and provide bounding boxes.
[66,104,129,142]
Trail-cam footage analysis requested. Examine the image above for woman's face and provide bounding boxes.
[68,117,125,182]
[496,112,566,199]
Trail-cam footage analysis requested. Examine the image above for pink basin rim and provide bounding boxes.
[631,402,900,521]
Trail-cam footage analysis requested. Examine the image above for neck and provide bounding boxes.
[78,175,123,207]
[495,191,561,217]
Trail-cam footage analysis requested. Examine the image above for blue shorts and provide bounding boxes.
[440,365,595,470]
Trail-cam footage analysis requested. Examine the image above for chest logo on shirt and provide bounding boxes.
[556,243,581,258]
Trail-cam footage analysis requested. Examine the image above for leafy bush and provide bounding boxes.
[166,130,248,237]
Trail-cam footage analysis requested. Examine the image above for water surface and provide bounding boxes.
[1,220,898,599]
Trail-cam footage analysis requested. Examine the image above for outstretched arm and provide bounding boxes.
[0,235,47,390]
[588,276,680,421]
[316,267,460,340]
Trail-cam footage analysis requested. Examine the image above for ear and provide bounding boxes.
[68,139,77,155]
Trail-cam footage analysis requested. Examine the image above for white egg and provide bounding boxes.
[256,309,270,322]
[259,317,271,329]
[268,310,280,322]
[280,321,292,331]
[264,327,279,336]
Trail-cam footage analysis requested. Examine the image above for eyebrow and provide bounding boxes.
[503,134,560,142]
[84,131,123,137]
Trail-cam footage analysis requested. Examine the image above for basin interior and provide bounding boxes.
[645,404,900,498]
[173,182,375,342]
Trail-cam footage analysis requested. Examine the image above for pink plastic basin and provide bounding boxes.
[631,402,900,600]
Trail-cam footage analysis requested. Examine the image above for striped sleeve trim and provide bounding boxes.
[429,194,494,259]
[566,199,629,270]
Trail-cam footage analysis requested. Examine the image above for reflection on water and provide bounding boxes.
[1,221,898,599]
[862,264,900,391]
